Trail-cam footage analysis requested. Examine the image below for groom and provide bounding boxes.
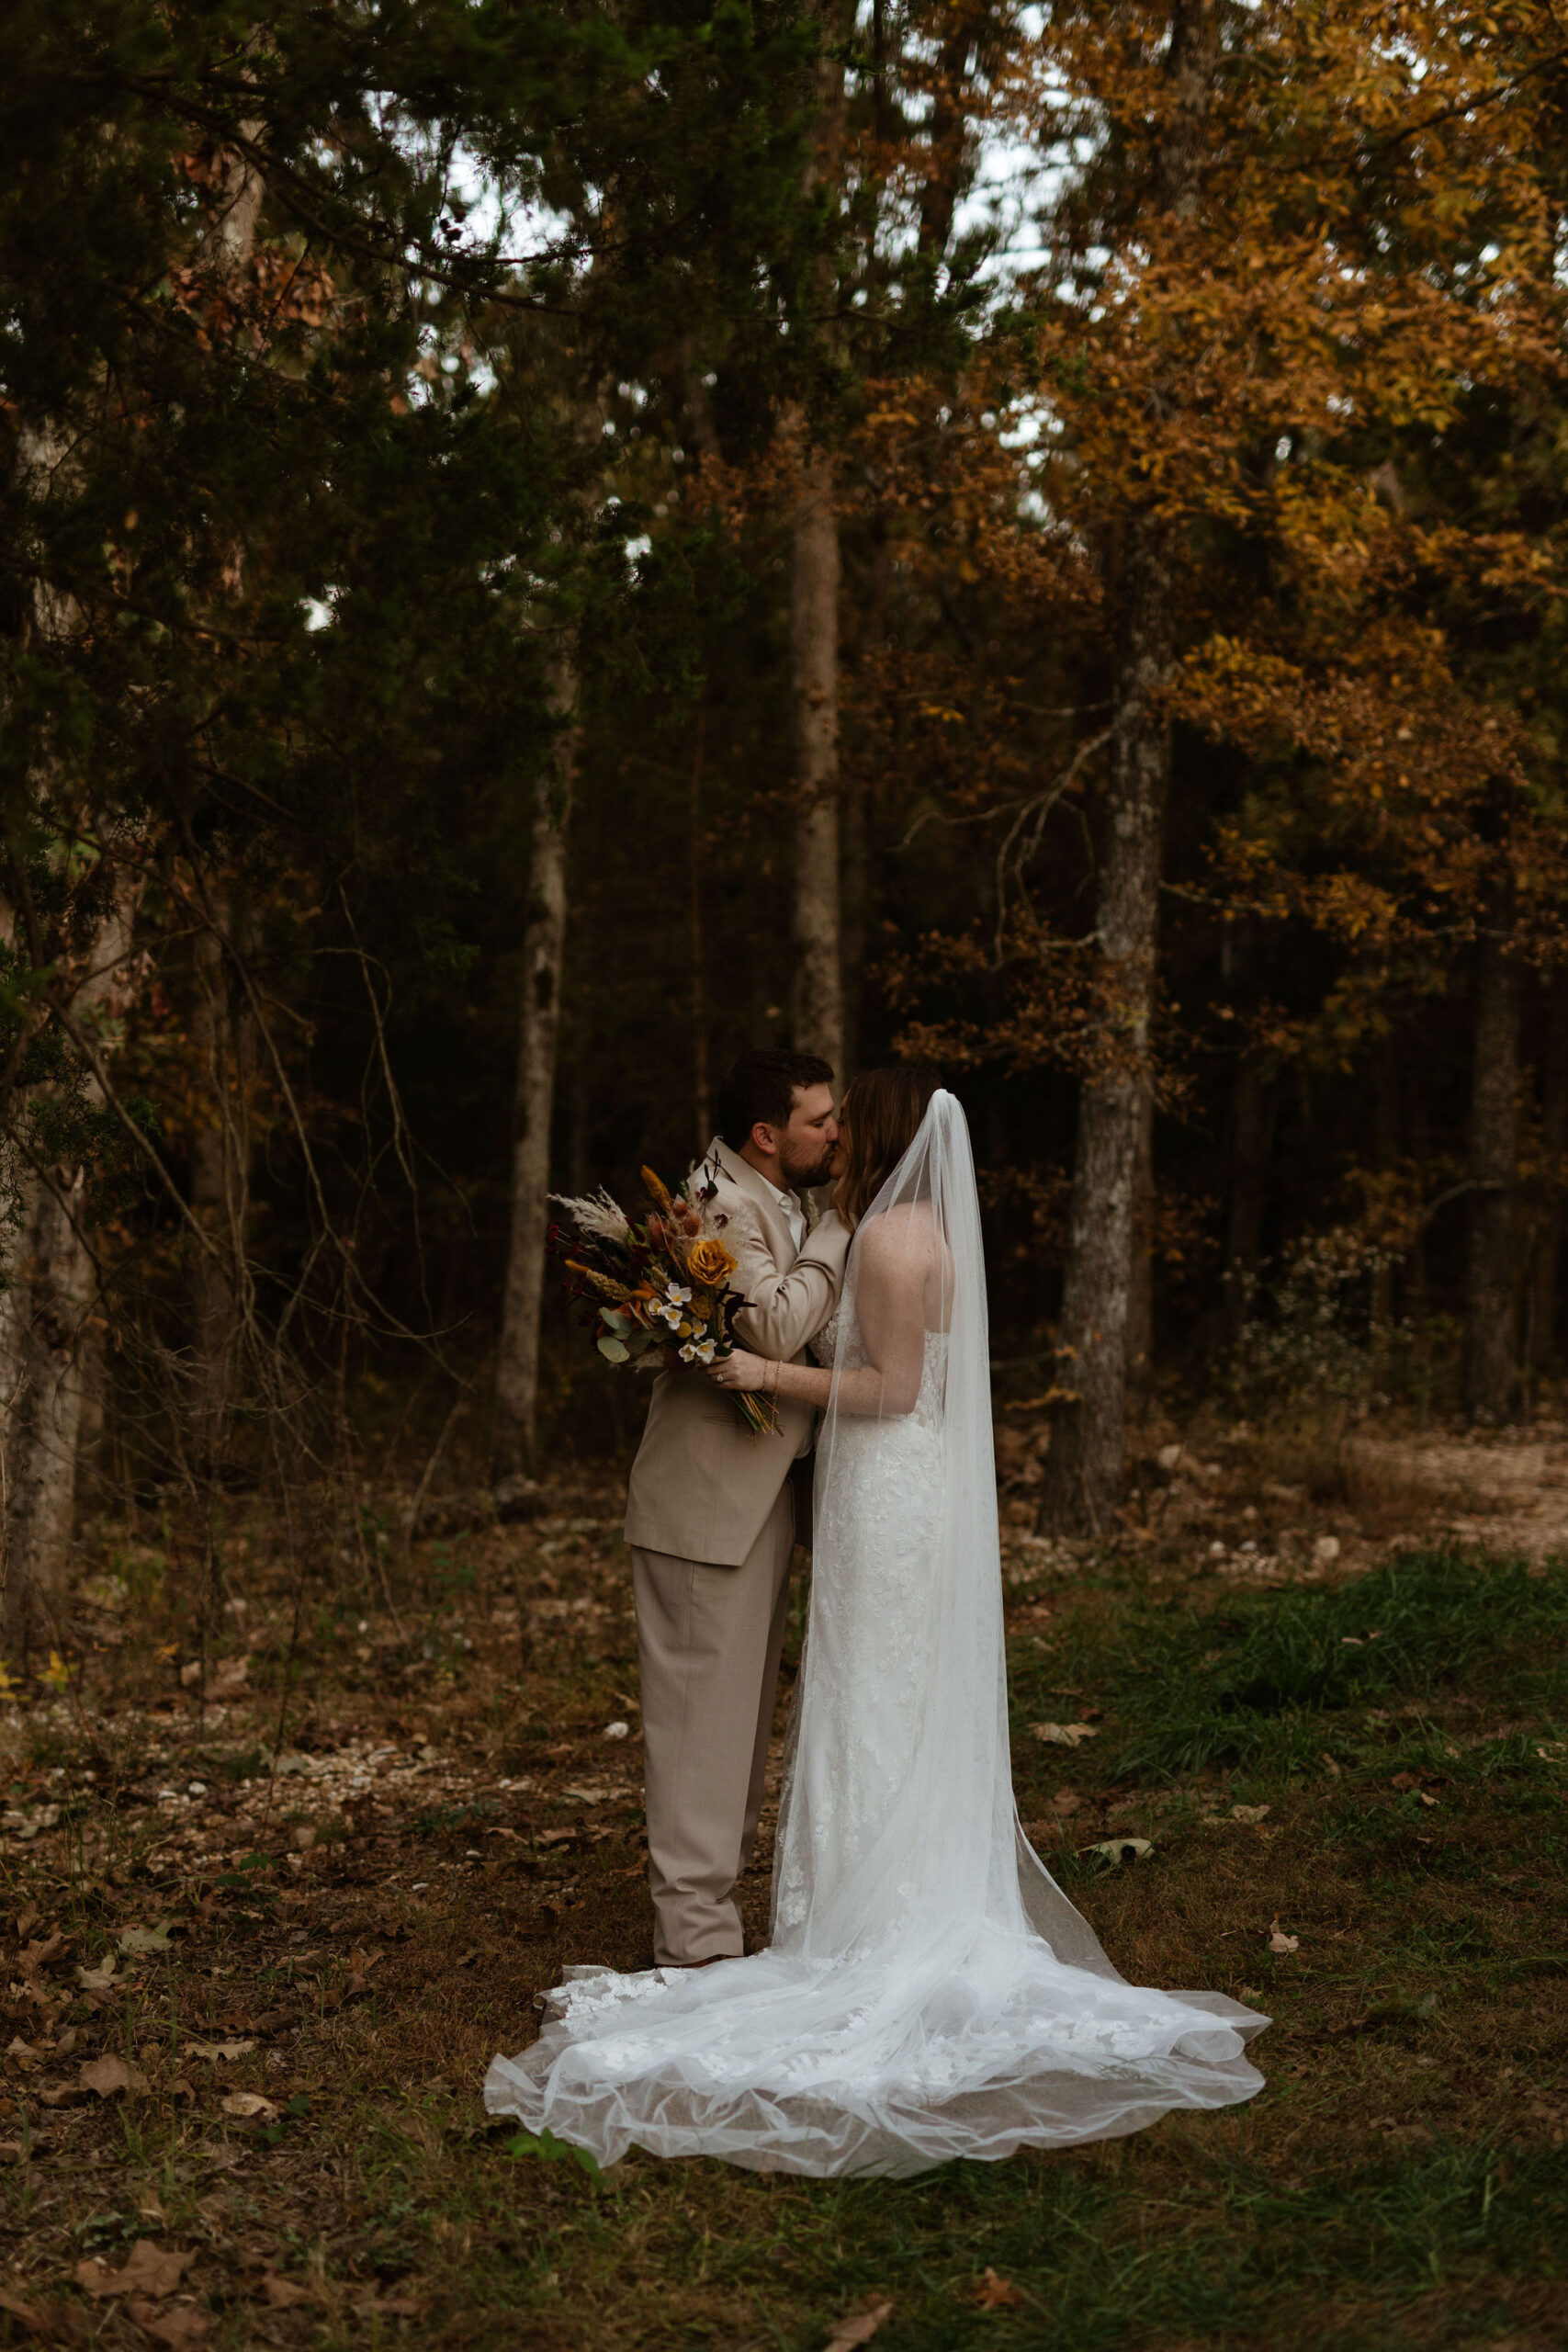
[624,1048,851,1967]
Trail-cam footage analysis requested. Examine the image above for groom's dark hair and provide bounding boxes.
[716,1049,834,1148]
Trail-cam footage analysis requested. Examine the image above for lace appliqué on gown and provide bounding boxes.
[774,1327,947,1940]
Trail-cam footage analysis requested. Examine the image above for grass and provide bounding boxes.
[0,1487,1564,2349]
[1057,1546,1568,1780]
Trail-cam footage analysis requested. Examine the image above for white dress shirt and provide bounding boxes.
[762,1174,807,1255]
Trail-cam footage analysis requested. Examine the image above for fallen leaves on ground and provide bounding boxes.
[118,1922,175,1955]
[185,2039,255,2062]
[78,2054,149,2098]
[259,2275,314,2310]
[974,2268,1025,2309]
[1031,1722,1099,1747]
[0,2286,88,2343]
[220,2090,278,2121]
[1269,1919,1300,1954]
[1081,1837,1154,1865]
[131,2303,208,2347]
[76,2242,192,2299]
[824,2304,895,2350]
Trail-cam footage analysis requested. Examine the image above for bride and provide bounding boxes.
[485,1072,1267,2177]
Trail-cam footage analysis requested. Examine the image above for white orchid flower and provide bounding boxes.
[679,1337,717,1364]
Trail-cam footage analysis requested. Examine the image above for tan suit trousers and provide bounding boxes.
[631,1479,795,1965]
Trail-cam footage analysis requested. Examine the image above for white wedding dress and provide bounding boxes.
[485,1092,1267,2175]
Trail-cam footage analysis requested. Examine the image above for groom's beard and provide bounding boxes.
[784,1145,838,1191]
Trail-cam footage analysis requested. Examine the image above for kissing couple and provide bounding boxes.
[488,1051,1268,2177]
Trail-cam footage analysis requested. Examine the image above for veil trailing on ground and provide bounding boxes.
[485,1090,1267,2177]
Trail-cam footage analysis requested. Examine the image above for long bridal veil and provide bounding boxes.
[485,1090,1267,2176]
[774,1080,1132,1975]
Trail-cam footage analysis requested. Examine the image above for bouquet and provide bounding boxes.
[548,1162,779,1436]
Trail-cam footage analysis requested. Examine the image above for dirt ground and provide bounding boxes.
[0,1409,1563,2349]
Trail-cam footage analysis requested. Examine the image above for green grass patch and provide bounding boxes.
[1019,1546,1568,1781]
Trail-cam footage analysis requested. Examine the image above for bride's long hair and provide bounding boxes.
[832,1065,940,1227]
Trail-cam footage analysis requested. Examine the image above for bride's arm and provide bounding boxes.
[706,1217,931,1418]
[709,1353,878,1411]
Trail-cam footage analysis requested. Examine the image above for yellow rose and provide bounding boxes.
[686,1236,737,1286]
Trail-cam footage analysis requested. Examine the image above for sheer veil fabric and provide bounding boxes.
[485,1091,1268,2176]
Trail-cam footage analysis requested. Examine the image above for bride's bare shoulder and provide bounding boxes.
[856,1202,939,1264]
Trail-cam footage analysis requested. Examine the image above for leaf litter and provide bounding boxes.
[0,1485,1562,2346]
[76,2243,192,2300]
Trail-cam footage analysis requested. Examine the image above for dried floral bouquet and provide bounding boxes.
[549,1164,778,1435]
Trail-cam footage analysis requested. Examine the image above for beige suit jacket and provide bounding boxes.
[623,1138,850,1568]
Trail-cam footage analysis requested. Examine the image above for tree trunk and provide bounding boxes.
[1464,915,1520,1422]
[1125,1091,1155,1401]
[1224,1055,1278,1334]
[1371,1034,1398,1329]
[1,1170,96,1657]
[1037,517,1175,1534]
[788,440,844,1073]
[916,3,978,265]
[840,767,868,1082]
[189,891,255,1465]
[493,650,576,1482]
[1,879,141,1659]
[688,705,711,1150]
[840,527,889,1082]
[788,25,849,1076]
[186,144,265,1465]
[1530,970,1568,1374]
[1037,0,1217,1536]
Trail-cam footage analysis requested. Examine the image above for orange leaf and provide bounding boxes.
[975,2268,1025,2309]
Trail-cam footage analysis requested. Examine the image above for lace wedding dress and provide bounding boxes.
[485,1092,1267,2176]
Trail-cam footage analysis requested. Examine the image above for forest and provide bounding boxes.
[5,0,1568,1635]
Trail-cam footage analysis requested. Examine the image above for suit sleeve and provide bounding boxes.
[731,1207,852,1361]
